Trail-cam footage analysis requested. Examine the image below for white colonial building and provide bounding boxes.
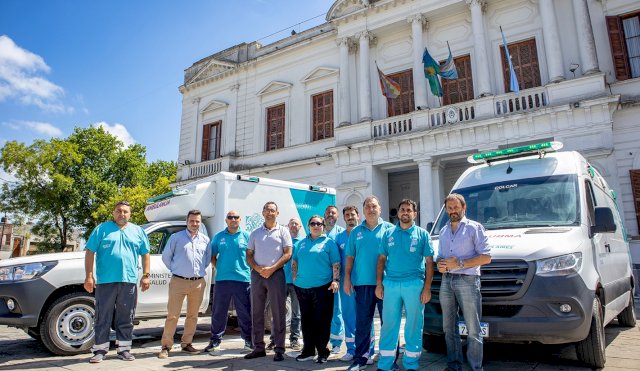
[175,0,640,238]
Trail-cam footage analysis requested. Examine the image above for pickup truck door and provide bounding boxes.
[137,223,186,315]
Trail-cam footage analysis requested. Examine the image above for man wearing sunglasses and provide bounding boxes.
[204,211,253,353]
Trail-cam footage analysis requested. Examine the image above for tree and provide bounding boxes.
[0,126,176,252]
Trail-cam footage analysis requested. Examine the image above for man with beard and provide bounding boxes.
[376,199,433,371]
[324,205,346,354]
[84,201,150,363]
[437,193,491,371]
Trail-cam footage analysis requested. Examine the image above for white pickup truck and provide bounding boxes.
[0,172,336,355]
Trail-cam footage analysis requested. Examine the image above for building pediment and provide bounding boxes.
[201,100,228,114]
[256,81,293,96]
[326,0,374,21]
[300,67,339,84]
[187,59,236,85]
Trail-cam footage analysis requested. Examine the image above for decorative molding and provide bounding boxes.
[200,100,228,114]
[256,81,293,97]
[300,67,339,84]
[229,83,240,92]
[186,59,236,85]
[465,0,487,12]
[327,0,369,21]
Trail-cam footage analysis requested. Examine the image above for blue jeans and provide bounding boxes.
[210,280,252,343]
[353,285,382,366]
[439,274,483,371]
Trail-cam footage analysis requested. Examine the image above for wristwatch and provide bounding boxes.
[142,272,150,279]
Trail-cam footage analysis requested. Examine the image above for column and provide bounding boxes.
[357,31,373,122]
[432,162,444,218]
[466,0,492,96]
[538,0,565,82]
[417,159,435,227]
[408,14,428,110]
[572,0,599,74]
[338,37,351,126]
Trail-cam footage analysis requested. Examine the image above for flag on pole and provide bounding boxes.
[501,26,520,94]
[439,42,458,80]
[422,47,442,97]
[376,64,401,99]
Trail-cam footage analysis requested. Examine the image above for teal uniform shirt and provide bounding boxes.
[379,223,433,281]
[346,218,394,286]
[211,228,251,282]
[284,235,302,284]
[85,221,150,284]
[293,235,340,289]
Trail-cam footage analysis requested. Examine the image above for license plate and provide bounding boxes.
[458,321,489,337]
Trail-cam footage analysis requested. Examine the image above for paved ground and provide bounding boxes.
[0,301,639,371]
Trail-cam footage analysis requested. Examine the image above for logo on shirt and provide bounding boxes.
[220,238,227,245]
[356,231,363,240]
[410,238,418,252]
[339,243,346,250]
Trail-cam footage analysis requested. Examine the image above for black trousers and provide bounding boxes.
[295,281,334,358]
[93,282,137,350]
[251,269,287,353]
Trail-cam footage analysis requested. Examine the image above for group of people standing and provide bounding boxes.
[83,194,490,371]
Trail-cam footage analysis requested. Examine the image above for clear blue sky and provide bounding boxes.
[0,0,335,169]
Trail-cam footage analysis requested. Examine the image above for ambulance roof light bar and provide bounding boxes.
[237,174,260,183]
[146,188,190,204]
[467,141,563,164]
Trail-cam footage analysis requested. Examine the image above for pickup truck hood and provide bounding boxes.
[432,226,584,261]
[0,251,84,267]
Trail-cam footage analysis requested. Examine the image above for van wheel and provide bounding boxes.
[617,294,636,327]
[40,293,95,355]
[575,297,606,368]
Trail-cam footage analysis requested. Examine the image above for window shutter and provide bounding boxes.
[386,69,414,117]
[442,54,474,106]
[201,124,210,161]
[630,170,640,233]
[606,16,631,81]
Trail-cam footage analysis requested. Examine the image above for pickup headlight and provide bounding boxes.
[0,261,57,281]
[536,253,582,276]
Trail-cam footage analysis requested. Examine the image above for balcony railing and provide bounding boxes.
[495,87,548,115]
[429,100,476,127]
[178,157,230,181]
[372,114,413,138]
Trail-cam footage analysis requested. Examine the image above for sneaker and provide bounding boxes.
[316,356,327,364]
[244,350,267,359]
[89,350,106,363]
[340,353,354,362]
[204,339,221,352]
[182,343,200,354]
[296,353,315,362]
[331,345,341,354]
[266,341,276,351]
[289,339,301,350]
[274,352,284,361]
[347,362,367,371]
[366,357,374,365]
[244,340,254,351]
[117,350,135,361]
[158,347,169,359]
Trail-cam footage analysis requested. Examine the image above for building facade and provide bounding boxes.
[176,0,640,238]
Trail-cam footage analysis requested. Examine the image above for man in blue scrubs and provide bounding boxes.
[376,199,434,371]
[84,201,150,363]
[345,196,394,371]
[205,210,253,352]
[324,205,346,354]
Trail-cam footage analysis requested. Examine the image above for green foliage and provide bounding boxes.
[0,126,177,252]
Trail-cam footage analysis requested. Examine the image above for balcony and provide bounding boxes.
[177,157,230,183]
[335,73,608,147]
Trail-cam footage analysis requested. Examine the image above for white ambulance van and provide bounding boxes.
[0,172,335,355]
[424,142,636,368]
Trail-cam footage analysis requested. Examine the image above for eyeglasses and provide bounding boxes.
[309,222,324,227]
[226,215,240,220]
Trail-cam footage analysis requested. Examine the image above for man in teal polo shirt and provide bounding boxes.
[376,199,434,371]
[344,196,394,371]
[84,201,151,363]
[205,210,253,352]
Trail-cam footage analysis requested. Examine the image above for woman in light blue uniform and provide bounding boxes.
[292,215,341,364]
